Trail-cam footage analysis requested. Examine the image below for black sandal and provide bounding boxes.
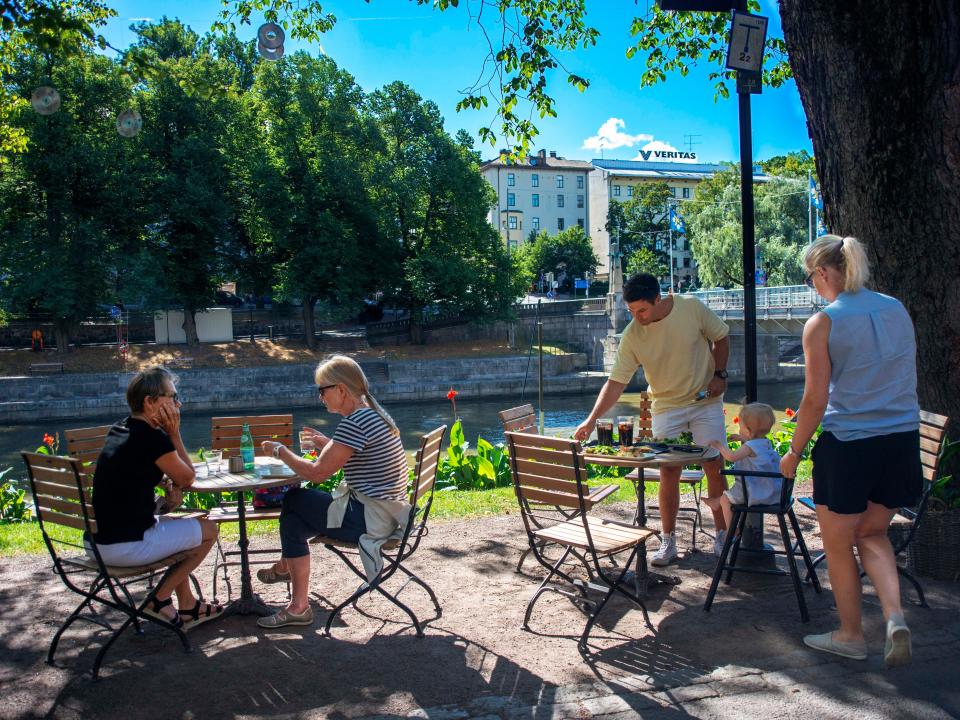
[143,596,183,628]
[181,600,225,629]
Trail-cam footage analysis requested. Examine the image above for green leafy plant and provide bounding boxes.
[768,409,821,461]
[0,468,33,523]
[929,439,960,511]
[36,433,59,455]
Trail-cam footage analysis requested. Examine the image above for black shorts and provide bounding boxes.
[811,430,922,515]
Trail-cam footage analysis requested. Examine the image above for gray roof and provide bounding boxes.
[592,158,766,180]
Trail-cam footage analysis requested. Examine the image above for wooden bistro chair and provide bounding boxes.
[498,404,618,574]
[798,410,950,607]
[208,414,295,600]
[624,392,707,550]
[704,469,822,622]
[505,431,659,651]
[310,425,447,637]
[22,452,192,681]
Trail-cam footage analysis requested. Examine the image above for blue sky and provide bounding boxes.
[100,1,811,164]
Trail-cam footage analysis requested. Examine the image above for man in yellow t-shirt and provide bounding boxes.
[575,273,730,566]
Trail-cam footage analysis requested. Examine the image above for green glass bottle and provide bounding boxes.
[240,423,255,471]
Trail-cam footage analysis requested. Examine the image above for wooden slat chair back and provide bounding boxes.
[498,404,618,574]
[505,431,658,650]
[798,409,950,607]
[498,404,537,433]
[626,391,706,549]
[704,468,823,622]
[211,414,294,458]
[207,414,294,601]
[311,425,448,637]
[21,451,191,680]
[64,424,113,490]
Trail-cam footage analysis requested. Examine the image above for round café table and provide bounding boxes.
[582,443,721,595]
[191,457,302,616]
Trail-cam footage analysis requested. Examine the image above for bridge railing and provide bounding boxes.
[685,285,822,311]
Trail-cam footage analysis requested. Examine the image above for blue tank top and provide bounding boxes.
[821,290,919,440]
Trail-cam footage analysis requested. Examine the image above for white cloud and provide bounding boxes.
[581,118,652,152]
[127,17,153,22]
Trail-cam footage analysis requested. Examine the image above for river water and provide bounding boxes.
[1,382,804,473]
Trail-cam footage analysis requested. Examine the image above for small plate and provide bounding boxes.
[257,464,295,479]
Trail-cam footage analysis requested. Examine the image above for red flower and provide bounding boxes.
[785,408,795,418]
[43,433,55,447]
[447,388,458,400]
[732,417,739,425]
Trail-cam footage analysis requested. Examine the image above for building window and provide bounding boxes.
[508,216,518,230]
[507,172,515,187]
[682,187,691,199]
[532,173,539,187]
[557,194,565,208]
[683,256,691,268]
[577,194,584,209]
[507,192,516,207]
[669,187,677,197]
[577,218,585,229]
[627,186,633,197]
[532,217,540,230]
[577,175,584,189]
[557,218,565,231]
[532,193,539,207]
[613,185,621,197]
[556,175,564,188]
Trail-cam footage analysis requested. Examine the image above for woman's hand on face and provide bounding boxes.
[780,452,800,480]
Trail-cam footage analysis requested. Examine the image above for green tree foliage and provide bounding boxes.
[514,226,599,292]
[370,82,520,341]
[685,168,808,288]
[625,247,667,280]
[606,182,673,271]
[0,49,136,351]
[761,150,815,179]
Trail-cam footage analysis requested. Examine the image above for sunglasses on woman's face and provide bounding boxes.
[805,270,815,288]
[318,384,337,398]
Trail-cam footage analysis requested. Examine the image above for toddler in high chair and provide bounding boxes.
[704,402,783,550]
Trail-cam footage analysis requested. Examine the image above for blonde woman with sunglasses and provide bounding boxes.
[256,355,409,629]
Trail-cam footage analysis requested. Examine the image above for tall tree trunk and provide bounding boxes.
[303,298,317,349]
[182,309,199,347]
[53,318,70,354]
[781,1,960,429]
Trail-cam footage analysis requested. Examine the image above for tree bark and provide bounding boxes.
[781,1,960,429]
[181,309,199,347]
[53,319,70,354]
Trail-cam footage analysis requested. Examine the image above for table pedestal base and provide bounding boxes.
[223,593,274,617]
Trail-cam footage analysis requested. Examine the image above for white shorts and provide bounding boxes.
[651,400,726,446]
[92,516,203,567]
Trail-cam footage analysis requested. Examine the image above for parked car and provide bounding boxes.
[215,290,245,307]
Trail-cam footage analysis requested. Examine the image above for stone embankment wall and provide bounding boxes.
[0,354,604,424]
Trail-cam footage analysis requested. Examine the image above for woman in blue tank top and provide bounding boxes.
[781,235,920,668]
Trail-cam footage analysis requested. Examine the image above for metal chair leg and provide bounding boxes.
[778,512,809,622]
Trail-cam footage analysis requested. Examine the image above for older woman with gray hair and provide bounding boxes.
[782,235,921,667]
[256,355,409,629]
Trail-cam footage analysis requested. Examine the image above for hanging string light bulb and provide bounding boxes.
[31,86,61,115]
[116,109,143,138]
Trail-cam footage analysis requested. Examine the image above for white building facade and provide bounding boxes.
[480,150,594,252]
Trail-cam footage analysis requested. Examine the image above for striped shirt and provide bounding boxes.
[333,407,408,501]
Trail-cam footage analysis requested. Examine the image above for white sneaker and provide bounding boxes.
[714,530,727,557]
[651,533,678,567]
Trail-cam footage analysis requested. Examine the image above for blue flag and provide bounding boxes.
[669,206,686,234]
[809,176,823,210]
[816,211,829,237]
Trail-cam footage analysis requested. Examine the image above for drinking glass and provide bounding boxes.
[205,449,223,475]
[616,416,635,447]
[596,419,614,446]
[299,431,315,455]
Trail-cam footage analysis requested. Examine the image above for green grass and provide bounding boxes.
[0,461,813,557]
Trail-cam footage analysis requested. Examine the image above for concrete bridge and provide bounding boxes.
[685,285,823,335]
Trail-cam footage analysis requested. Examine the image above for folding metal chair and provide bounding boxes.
[498,404,618,574]
[310,425,447,636]
[704,469,822,622]
[505,431,659,650]
[22,451,192,680]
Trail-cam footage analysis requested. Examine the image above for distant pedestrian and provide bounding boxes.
[782,235,920,667]
[31,328,43,352]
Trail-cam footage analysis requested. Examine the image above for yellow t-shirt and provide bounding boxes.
[609,295,729,413]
